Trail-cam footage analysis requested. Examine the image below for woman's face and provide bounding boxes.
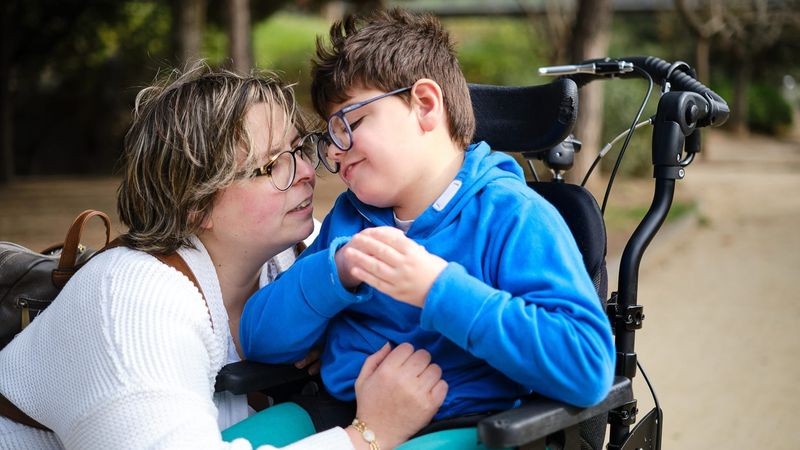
[205,103,316,261]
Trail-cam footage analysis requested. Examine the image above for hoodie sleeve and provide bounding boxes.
[419,194,615,407]
[240,214,373,363]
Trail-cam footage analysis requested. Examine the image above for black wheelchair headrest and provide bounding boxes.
[469,78,579,154]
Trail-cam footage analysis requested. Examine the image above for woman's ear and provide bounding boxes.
[192,209,213,231]
[410,79,445,133]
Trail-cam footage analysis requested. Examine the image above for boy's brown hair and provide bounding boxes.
[311,8,475,149]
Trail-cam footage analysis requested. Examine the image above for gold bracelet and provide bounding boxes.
[351,418,380,450]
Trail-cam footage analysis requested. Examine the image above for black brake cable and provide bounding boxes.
[598,66,654,215]
[581,117,653,188]
[637,359,663,447]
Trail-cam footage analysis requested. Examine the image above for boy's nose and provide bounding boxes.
[328,143,347,162]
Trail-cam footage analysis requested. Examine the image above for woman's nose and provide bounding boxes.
[294,154,316,184]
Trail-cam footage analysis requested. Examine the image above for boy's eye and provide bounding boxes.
[349,117,364,131]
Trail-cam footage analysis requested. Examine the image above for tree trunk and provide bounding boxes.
[0,1,15,184]
[350,0,387,15]
[731,56,751,136]
[566,0,612,190]
[0,65,11,185]
[694,37,711,159]
[226,0,252,73]
[171,0,207,66]
[695,37,710,85]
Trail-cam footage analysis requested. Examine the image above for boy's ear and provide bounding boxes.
[410,79,445,133]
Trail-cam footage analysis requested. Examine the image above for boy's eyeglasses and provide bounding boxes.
[318,86,412,173]
[251,133,321,191]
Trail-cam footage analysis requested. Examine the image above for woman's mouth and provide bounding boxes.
[289,197,313,213]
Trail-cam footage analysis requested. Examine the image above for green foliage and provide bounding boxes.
[250,12,331,108]
[747,82,794,134]
[712,78,794,135]
[605,200,697,232]
[10,0,173,176]
[599,78,658,178]
[444,17,547,86]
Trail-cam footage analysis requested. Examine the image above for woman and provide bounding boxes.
[0,64,447,449]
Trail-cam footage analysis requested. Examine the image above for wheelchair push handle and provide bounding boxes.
[626,56,729,128]
[548,56,730,128]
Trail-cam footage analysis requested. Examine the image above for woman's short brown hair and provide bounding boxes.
[117,62,304,254]
[311,8,475,149]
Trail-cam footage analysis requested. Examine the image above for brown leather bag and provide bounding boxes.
[0,210,207,431]
[0,210,112,350]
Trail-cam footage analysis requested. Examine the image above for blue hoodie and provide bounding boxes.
[241,142,615,419]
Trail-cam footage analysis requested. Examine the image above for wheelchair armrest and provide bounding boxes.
[477,376,632,448]
[214,361,311,395]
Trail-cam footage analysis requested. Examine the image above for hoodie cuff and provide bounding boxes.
[299,236,373,318]
[420,262,493,348]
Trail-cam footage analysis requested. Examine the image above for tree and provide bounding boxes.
[676,0,799,135]
[0,1,15,183]
[171,0,208,65]
[0,0,133,184]
[566,0,612,188]
[674,0,726,85]
[226,0,253,72]
[210,0,295,72]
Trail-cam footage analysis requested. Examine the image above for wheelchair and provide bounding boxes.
[215,56,730,450]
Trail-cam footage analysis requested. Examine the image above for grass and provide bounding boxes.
[604,199,698,231]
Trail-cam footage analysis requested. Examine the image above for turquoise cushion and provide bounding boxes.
[221,402,316,447]
[397,428,510,450]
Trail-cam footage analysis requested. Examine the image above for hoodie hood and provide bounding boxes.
[344,141,524,237]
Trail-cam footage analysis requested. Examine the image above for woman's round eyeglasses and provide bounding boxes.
[251,133,321,191]
[316,86,412,173]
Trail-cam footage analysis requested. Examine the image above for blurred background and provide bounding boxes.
[0,0,797,185]
[1,1,799,448]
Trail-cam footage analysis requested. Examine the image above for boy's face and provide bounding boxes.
[325,87,426,210]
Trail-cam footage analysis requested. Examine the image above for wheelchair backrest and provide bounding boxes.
[469,80,607,302]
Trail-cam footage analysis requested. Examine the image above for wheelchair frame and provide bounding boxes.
[216,55,730,450]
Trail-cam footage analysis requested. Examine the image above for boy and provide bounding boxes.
[240,9,615,421]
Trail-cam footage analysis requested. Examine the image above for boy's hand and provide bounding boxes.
[335,241,363,290]
[340,226,448,307]
[293,347,321,375]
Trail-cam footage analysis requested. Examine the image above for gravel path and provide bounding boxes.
[620,131,800,449]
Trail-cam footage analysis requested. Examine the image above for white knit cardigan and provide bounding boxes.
[0,236,351,450]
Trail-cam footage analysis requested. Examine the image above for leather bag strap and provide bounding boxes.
[148,251,212,330]
[52,210,112,289]
[0,392,49,431]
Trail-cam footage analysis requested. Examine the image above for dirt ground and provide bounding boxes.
[1,129,798,448]
[621,130,800,449]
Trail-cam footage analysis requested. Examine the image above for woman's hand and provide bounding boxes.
[293,347,321,375]
[348,343,448,450]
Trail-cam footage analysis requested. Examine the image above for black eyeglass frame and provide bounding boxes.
[317,86,412,173]
[251,133,321,191]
